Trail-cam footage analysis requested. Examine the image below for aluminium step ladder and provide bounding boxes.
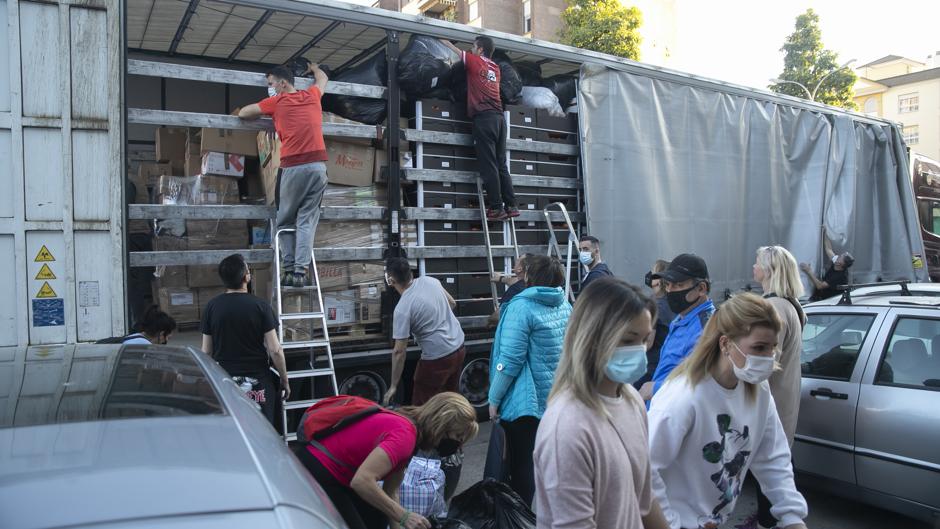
[476,179,520,310]
[273,226,339,441]
[543,202,580,302]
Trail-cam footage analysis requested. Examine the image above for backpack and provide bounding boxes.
[298,395,384,443]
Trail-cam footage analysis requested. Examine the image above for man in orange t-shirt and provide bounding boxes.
[239,64,329,287]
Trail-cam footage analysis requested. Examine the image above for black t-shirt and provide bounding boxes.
[812,265,849,301]
[200,292,278,376]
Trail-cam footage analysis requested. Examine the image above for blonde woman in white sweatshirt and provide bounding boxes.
[534,278,669,529]
[648,293,809,529]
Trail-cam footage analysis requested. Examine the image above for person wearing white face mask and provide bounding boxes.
[577,235,614,296]
[648,293,809,529]
[534,277,670,529]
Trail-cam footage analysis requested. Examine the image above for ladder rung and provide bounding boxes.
[285,432,298,442]
[280,312,325,320]
[287,368,335,379]
[283,339,331,349]
[284,398,322,410]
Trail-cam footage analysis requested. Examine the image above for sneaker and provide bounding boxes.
[279,270,294,288]
[293,271,309,287]
[504,206,521,218]
[486,207,508,221]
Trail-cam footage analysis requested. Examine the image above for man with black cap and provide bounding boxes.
[639,253,715,402]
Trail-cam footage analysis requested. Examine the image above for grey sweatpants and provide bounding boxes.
[276,162,328,273]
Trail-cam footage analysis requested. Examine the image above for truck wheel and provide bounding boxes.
[458,357,490,421]
[339,371,387,403]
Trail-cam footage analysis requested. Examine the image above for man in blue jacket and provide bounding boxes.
[639,253,715,402]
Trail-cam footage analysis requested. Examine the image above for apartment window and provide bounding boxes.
[468,0,478,20]
[523,0,532,33]
[903,125,920,145]
[899,93,919,113]
[863,98,878,115]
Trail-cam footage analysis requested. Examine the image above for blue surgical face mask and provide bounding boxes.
[605,344,648,384]
[579,250,594,266]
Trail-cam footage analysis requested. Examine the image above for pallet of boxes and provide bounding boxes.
[145,126,271,328]
[257,113,415,344]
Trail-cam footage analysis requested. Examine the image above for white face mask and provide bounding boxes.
[384,274,392,287]
[730,341,775,384]
[267,86,278,97]
[579,251,594,266]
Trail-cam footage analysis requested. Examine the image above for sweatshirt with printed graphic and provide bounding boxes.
[648,376,808,529]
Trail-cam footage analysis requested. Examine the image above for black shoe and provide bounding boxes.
[293,272,309,287]
[505,206,521,218]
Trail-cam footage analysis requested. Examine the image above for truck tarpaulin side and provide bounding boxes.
[577,63,927,296]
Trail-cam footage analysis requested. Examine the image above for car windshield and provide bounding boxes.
[1,346,224,429]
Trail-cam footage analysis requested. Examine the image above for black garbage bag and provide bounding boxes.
[449,61,468,109]
[285,56,312,78]
[448,479,536,529]
[491,51,523,105]
[430,517,473,529]
[541,75,578,107]
[321,51,388,124]
[515,61,542,86]
[398,35,461,97]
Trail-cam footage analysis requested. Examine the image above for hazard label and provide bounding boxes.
[34,245,55,262]
[35,264,56,280]
[36,281,57,298]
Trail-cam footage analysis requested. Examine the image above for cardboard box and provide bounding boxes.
[348,262,384,286]
[373,149,413,184]
[250,263,272,302]
[154,266,188,288]
[155,127,188,172]
[323,112,372,146]
[325,140,375,187]
[197,287,226,316]
[201,152,246,178]
[152,235,188,252]
[358,283,382,323]
[187,265,224,288]
[201,128,259,156]
[314,221,384,248]
[257,131,281,206]
[323,289,358,326]
[137,163,173,200]
[186,219,248,250]
[317,262,350,291]
[156,286,199,323]
[158,175,240,205]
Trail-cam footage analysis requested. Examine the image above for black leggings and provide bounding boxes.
[501,416,540,507]
[296,446,388,529]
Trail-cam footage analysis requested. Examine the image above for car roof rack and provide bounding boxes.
[836,280,911,306]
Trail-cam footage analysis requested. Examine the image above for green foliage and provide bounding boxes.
[771,9,857,109]
[559,0,642,61]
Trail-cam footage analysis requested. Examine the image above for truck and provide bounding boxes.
[1,0,927,422]
[912,153,940,281]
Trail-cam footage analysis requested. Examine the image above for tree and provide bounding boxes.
[771,9,857,109]
[559,0,642,61]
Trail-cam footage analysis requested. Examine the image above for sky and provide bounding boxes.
[669,0,940,89]
[342,0,940,90]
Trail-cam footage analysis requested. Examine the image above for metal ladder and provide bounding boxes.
[543,202,580,302]
[476,179,520,310]
[272,226,339,441]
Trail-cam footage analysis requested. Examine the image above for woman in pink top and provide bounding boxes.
[296,392,478,529]
[534,279,670,529]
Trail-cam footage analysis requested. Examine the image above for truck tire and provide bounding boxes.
[339,371,387,403]
[458,355,490,421]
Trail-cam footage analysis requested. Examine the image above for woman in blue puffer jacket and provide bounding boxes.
[488,254,572,506]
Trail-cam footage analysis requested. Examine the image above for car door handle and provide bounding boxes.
[810,387,849,400]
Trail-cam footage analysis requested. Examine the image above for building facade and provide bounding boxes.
[380,0,677,66]
[854,54,940,161]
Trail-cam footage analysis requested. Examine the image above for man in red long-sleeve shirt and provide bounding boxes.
[239,63,329,287]
[442,37,518,221]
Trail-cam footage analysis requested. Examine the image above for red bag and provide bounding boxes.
[297,395,383,444]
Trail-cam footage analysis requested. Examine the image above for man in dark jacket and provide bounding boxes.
[802,237,854,301]
[578,235,614,294]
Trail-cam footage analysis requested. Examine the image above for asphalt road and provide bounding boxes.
[456,421,932,529]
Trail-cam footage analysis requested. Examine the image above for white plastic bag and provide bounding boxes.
[519,86,564,117]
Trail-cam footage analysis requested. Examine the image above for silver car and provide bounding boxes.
[0,344,347,529]
[795,284,940,526]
